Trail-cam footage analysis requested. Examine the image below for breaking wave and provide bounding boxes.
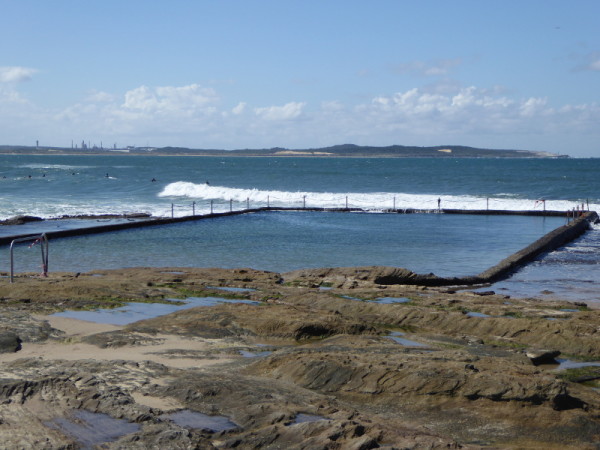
[158,181,599,212]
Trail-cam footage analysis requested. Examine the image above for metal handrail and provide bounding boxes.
[10,233,48,283]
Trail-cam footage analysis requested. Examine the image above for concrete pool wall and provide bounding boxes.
[1,208,597,287]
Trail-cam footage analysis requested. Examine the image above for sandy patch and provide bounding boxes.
[3,316,239,370]
[130,392,185,410]
[35,314,122,337]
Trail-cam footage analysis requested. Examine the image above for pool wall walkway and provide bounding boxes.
[1,208,597,286]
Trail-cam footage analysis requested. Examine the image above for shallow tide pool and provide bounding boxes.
[52,296,259,325]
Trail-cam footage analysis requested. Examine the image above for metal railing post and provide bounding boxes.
[10,233,48,283]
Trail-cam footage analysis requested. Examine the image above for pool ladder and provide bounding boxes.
[10,233,48,283]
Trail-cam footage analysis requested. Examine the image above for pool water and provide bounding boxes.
[7,211,565,279]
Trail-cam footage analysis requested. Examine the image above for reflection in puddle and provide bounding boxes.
[555,359,600,370]
[239,350,273,358]
[45,409,140,448]
[52,296,260,325]
[208,286,256,293]
[387,331,428,347]
[466,311,490,318]
[289,413,329,425]
[160,410,238,432]
[372,297,411,304]
[340,295,363,301]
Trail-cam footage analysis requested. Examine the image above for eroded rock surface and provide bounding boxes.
[0,267,598,448]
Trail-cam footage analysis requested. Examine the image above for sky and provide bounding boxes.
[1,1,599,157]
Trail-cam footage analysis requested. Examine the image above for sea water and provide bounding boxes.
[1,155,598,218]
[1,154,598,303]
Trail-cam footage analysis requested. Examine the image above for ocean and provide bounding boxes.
[1,154,599,304]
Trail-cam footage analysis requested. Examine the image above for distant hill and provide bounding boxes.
[0,144,566,158]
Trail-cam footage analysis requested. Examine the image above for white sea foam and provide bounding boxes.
[18,164,96,170]
[2,181,597,221]
[159,181,600,213]
[0,201,162,221]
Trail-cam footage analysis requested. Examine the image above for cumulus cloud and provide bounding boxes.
[356,85,596,140]
[0,66,37,83]
[254,102,305,120]
[0,79,599,154]
[122,84,219,115]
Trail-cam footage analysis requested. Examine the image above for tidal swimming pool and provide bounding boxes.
[6,211,565,278]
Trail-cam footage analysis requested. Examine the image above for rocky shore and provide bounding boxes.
[0,266,599,448]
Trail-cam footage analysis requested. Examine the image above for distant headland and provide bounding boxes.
[0,143,568,158]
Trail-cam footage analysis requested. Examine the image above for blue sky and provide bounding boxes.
[1,1,599,157]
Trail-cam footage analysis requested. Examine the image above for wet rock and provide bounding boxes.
[0,312,62,343]
[527,349,561,366]
[82,331,165,348]
[473,290,495,296]
[0,215,43,225]
[0,267,599,448]
[0,332,21,353]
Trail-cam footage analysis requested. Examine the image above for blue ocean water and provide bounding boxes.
[1,155,598,217]
[1,154,599,303]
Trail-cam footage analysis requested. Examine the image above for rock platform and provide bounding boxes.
[0,266,598,448]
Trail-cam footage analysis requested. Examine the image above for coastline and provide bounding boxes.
[0,143,564,158]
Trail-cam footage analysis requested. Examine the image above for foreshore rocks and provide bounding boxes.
[0,215,43,225]
[0,266,598,448]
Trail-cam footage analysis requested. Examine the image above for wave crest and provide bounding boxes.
[158,181,600,212]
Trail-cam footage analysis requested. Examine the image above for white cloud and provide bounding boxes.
[589,58,600,71]
[392,59,462,77]
[122,84,219,115]
[85,90,115,103]
[321,100,344,111]
[232,102,246,115]
[519,97,549,117]
[0,80,599,155]
[254,102,305,120]
[0,66,37,83]
[357,86,600,142]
